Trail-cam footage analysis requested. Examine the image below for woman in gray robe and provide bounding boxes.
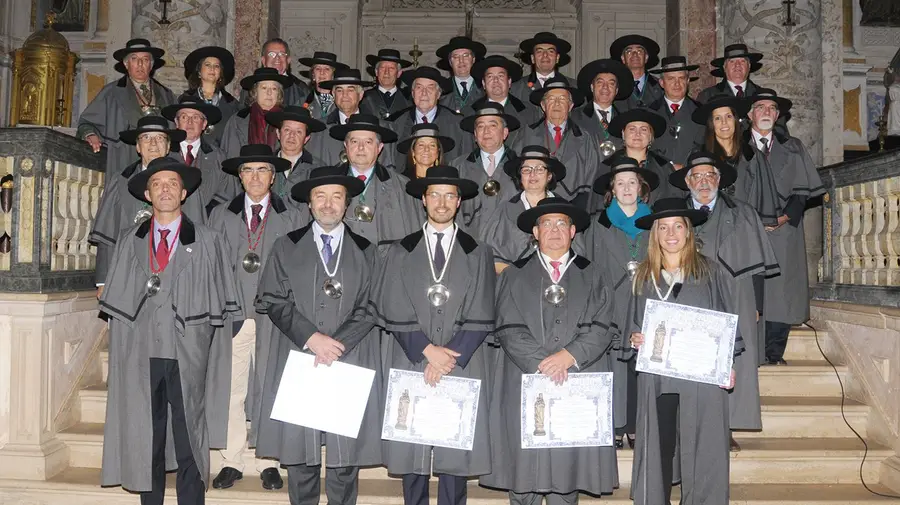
[628,198,743,505]
[480,197,619,502]
[584,156,659,449]
[180,46,241,148]
[220,68,293,159]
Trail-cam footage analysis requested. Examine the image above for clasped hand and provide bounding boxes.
[538,349,576,385]
[423,344,460,386]
[306,332,345,366]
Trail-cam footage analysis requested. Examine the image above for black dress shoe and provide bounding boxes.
[764,358,779,366]
[627,435,636,449]
[212,467,243,489]
[615,437,624,449]
[777,358,788,366]
[729,435,741,452]
[260,468,283,490]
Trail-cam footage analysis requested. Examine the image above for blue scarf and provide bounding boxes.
[606,199,651,239]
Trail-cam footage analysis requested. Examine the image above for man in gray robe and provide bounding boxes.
[162,96,237,212]
[329,114,421,255]
[454,102,521,237]
[390,66,472,160]
[466,55,531,144]
[265,105,327,208]
[98,157,240,505]
[509,32,576,112]
[89,116,212,294]
[512,77,601,209]
[77,38,176,174]
[609,34,662,111]
[255,165,381,505]
[208,144,306,491]
[238,38,311,107]
[361,49,412,120]
[371,165,495,505]
[299,51,350,120]
[482,196,618,503]
[745,90,824,365]
[571,58,633,160]
[645,56,706,166]
[436,36,487,114]
[669,152,780,445]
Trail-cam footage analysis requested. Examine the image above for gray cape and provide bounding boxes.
[645,96,706,166]
[98,217,241,492]
[440,81,485,115]
[761,133,825,324]
[616,74,664,111]
[570,102,624,163]
[453,148,520,238]
[77,76,177,174]
[254,224,382,466]
[219,107,252,160]
[725,141,782,227]
[88,159,211,284]
[389,105,473,161]
[168,140,239,212]
[272,149,321,221]
[479,253,619,495]
[207,192,306,445]
[693,194,781,430]
[305,109,398,172]
[370,228,496,477]
[629,263,742,505]
[512,118,602,209]
[361,86,411,120]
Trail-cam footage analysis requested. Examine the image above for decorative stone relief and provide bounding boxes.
[389,0,549,9]
[52,162,103,272]
[17,158,34,265]
[861,26,900,46]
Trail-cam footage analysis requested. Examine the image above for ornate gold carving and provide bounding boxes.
[844,87,862,136]
[9,24,77,126]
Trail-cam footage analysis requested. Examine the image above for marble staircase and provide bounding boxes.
[2,328,899,504]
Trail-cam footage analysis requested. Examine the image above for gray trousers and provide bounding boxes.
[509,491,578,505]
[286,465,359,505]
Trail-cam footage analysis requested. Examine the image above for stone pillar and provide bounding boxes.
[130,0,230,93]
[666,0,717,97]
[231,0,280,97]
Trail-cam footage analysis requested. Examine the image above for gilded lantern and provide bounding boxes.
[9,22,77,126]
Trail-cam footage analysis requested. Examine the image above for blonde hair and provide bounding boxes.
[632,216,710,295]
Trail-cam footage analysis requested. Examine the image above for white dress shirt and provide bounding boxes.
[312,221,345,258]
[692,196,717,211]
[338,109,359,125]
[634,73,647,94]
[521,190,553,210]
[350,165,375,181]
[153,214,182,256]
[594,104,613,121]
[244,192,270,228]
[424,223,456,266]
[416,107,438,124]
[547,120,567,138]
[751,129,773,152]
[729,80,749,96]
[480,146,506,175]
[455,76,475,96]
[378,86,398,96]
[540,250,571,280]
[488,97,509,107]
[664,97,685,112]
[536,72,556,87]
[280,151,302,177]
[179,139,201,163]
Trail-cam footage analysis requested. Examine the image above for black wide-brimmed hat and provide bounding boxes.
[503,145,566,182]
[319,68,375,90]
[592,156,660,194]
[577,59,633,102]
[182,46,235,85]
[265,105,326,133]
[397,124,457,154]
[119,115,186,146]
[329,114,398,143]
[298,51,349,70]
[460,101,521,133]
[648,56,700,79]
[529,76,584,106]
[291,165,365,203]
[436,36,488,62]
[113,38,165,74]
[668,151,737,191]
[520,32,572,58]
[516,196,590,233]
[607,108,667,138]
[161,96,222,126]
[366,48,413,69]
[406,165,479,199]
[710,43,764,78]
[609,34,661,69]
[127,157,201,203]
[691,96,747,125]
[239,67,293,90]
[471,55,524,83]
[400,66,453,94]
[744,88,793,113]
[222,144,291,176]
[635,197,709,230]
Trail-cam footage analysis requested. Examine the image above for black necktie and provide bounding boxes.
[633,81,641,97]
[433,232,445,272]
[460,81,469,101]
[760,137,770,156]
[700,205,711,215]
[383,90,394,108]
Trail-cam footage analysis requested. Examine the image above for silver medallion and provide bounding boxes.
[543,284,567,305]
[483,179,500,196]
[134,208,152,225]
[354,204,374,222]
[599,140,616,157]
[205,124,215,135]
[146,274,161,297]
[670,123,682,139]
[242,251,261,273]
[339,150,349,164]
[426,283,451,307]
[323,278,343,299]
[141,105,161,117]
[626,260,640,278]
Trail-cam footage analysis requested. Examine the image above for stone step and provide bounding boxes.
[56,424,890,486]
[741,396,868,438]
[785,328,834,363]
[757,360,848,397]
[2,467,898,504]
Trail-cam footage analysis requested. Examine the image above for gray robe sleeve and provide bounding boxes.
[565,275,617,369]
[89,173,124,284]
[255,238,320,348]
[330,247,378,354]
[369,244,423,333]
[444,248,496,364]
[494,270,550,373]
[76,84,113,141]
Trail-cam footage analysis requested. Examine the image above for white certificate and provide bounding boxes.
[636,299,738,387]
[520,373,614,449]
[269,350,376,439]
[381,368,481,451]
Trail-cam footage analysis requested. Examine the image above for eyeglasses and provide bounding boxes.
[538,219,571,230]
[688,172,719,182]
[624,47,647,56]
[425,192,460,201]
[543,96,571,104]
[520,165,548,175]
[449,52,474,61]
[266,51,289,59]
[239,166,274,175]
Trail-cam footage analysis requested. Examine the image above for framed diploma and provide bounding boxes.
[381,368,482,451]
[520,373,614,449]
[636,299,738,387]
